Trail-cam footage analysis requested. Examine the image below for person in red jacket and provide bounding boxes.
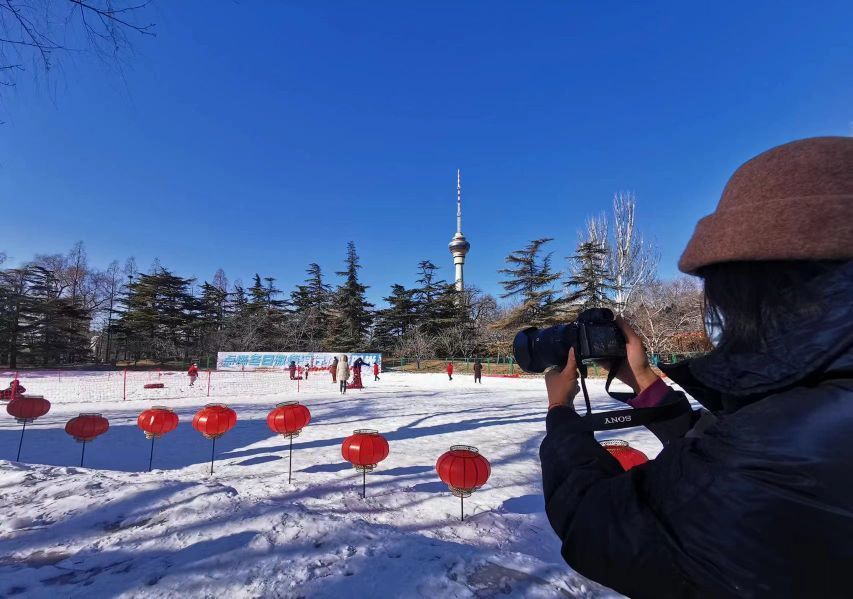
[447,361,453,381]
[373,362,380,381]
[188,363,199,386]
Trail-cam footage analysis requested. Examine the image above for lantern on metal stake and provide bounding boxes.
[436,445,491,521]
[341,429,389,498]
[65,413,109,467]
[600,439,648,471]
[6,395,51,462]
[137,406,179,471]
[266,401,311,484]
[192,403,236,474]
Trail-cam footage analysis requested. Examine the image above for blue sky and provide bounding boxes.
[0,1,850,304]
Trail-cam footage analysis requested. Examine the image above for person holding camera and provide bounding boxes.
[539,137,852,598]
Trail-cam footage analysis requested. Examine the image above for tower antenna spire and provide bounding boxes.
[449,169,470,292]
[457,169,462,234]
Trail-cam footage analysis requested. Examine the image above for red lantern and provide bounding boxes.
[267,402,311,484]
[267,402,311,437]
[65,413,109,467]
[137,406,179,471]
[7,395,51,462]
[7,396,50,423]
[341,429,390,497]
[600,439,648,471]
[436,445,491,521]
[192,403,237,474]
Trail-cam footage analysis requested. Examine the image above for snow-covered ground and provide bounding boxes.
[0,371,666,598]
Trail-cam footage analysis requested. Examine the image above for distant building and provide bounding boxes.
[448,169,470,291]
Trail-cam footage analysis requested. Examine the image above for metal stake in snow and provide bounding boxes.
[16,421,26,461]
[148,437,156,472]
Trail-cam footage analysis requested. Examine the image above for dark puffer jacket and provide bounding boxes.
[540,263,853,598]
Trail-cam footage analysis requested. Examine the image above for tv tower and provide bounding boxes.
[448,169,470,292]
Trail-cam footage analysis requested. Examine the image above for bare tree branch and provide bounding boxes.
[0,0,155,97]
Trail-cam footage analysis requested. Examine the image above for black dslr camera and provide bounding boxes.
[513,308,626,374]
[514,308,691,433]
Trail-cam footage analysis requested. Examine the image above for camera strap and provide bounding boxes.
[573,359,687,432]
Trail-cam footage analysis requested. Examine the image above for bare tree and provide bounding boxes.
[212,268,228,293]
[608,192,659,314]
[628,276,705,357]
[396,326,433,369]
[0,0,155,96]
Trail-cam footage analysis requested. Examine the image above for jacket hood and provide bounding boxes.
[664,261,853,406]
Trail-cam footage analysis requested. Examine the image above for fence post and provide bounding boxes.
[509,358,514,375]
[207,369,212,397]
[123,368,127,401]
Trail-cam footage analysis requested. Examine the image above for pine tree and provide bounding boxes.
[0,265,92,367]
[291,263,332,350]
[413,260,461,335]
[498,238,563,327]
[326,242,373,351]
[118,268,197,363]
[565,240,613,310]
[374,283,417,350]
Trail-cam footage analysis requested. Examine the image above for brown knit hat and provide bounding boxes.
[679,136,853,274]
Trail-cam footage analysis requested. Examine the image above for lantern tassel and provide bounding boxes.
[461,494,464,522]
[362,469,366,499]
[16,420,27,462]
[148,436,156,472]
[288,435,293,484]
[209,436,216,475]
[80,440,87,467]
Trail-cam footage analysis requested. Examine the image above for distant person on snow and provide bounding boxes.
[373,362,380,381]
[188,363,199,386]
[337,356,350,394]
[330,357,338,383]
[473,359,482,384]
[1,379,26,399]
[447,361,453,381]
[289,361,297,380]
[539,137,853,597]
[351,357,367,388]
[304,364,310,380]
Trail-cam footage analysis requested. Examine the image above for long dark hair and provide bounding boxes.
[698,260,842,353]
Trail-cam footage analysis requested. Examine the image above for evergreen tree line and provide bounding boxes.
[0,194,707,367]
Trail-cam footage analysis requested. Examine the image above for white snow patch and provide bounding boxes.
[0,371,659,597]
